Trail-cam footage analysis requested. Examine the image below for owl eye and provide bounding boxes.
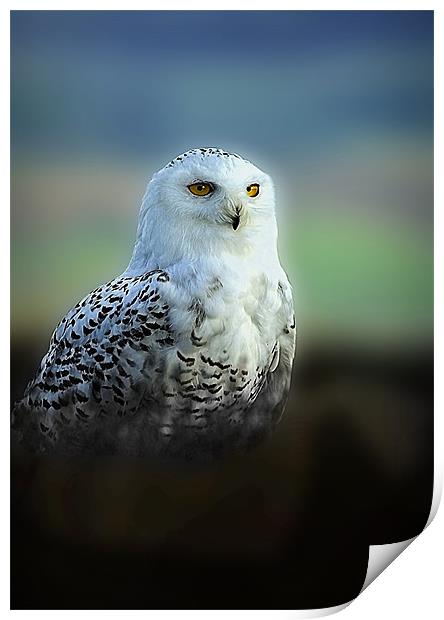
[246,183,260,198]
[188,182,214,197]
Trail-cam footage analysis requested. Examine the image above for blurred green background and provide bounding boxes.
[11,10,433,353]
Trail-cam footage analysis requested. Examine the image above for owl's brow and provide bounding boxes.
[166,148,243,168]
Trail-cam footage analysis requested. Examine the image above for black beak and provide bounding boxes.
[231,205,241,230]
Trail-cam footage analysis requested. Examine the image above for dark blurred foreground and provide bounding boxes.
[11,341,433,609]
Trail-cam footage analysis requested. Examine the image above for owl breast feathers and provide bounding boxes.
[12,148,296,461]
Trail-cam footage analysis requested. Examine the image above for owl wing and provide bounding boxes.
[251,277,296,425]
[12,269,175,451]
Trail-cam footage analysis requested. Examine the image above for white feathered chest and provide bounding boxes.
[156,258,295,420]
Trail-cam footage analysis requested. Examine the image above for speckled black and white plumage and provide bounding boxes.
[12,148,296,461]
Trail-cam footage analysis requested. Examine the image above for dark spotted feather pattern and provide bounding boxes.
[12,268,295,461]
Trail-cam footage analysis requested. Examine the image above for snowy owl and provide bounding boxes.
[12,148,296,461]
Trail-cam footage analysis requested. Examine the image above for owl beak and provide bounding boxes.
[222,199,245,231]
[230,204,243,231]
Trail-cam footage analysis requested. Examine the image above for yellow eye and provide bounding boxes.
[246,183,260,198]
[188,182,214,197]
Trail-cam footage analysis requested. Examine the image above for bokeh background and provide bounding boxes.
[11,11,433,610]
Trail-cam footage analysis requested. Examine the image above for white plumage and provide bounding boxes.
[12,148,296,461]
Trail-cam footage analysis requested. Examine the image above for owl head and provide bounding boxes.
[127,148,279,273]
